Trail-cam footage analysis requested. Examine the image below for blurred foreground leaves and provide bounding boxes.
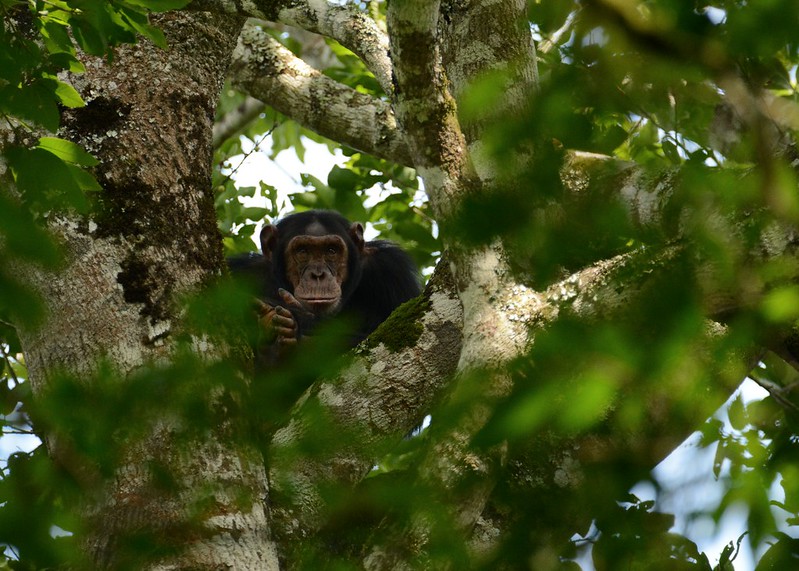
[3,0,799,569]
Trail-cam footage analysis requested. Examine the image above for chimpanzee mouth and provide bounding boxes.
[301,297,338,305]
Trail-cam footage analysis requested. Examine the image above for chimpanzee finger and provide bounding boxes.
[274,318,293,327]
[275,315,297,339]
[255,298,277,317]
[273,306,295,325]
[273,321,295,334]
[275,305,294,317]
[257,306,276,326]
[278,288,304,309]
[275,329,296,341]
[273,305,297,336]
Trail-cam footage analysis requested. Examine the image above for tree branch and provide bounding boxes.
[364,242,764,567]
[561,150,799,274]
[191,0,393,94]
[386,1,476,219]
[272,1,393,95]
[268,263,464,540]
[560,151,678,240]
[381,7,539,563]
[212,95,266,149]
[439,0,538,142]
[228,23,412,166]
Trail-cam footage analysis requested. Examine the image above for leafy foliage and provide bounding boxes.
[4,0,799,570]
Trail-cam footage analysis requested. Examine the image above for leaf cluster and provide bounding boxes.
[1,0,187,131]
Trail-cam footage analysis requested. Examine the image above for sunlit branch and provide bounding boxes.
[190,0,393,94]
[212,95,266,149]
[229,23,413,166]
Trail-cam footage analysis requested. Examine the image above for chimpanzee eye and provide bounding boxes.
[327,246,337,255]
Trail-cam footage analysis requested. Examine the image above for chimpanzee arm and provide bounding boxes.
[226,252,274,300]
[228,253,312,364]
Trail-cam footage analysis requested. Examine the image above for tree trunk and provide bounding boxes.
[14,10,281,570]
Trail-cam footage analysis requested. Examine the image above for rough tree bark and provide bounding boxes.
[5,0,798,569]
[11,10,283,570]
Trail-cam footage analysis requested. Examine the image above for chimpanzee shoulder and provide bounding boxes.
[348,240,421,337]
[226,251,274,301]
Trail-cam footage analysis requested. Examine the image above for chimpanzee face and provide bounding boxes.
[260,217,364,317]
[283,233,349,315]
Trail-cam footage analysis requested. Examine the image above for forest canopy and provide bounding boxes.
[2,1,799,569]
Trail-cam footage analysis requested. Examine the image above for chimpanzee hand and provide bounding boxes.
[255,300,284,344]
[257,300,297,345]
[272,289,300,345]
[256,289,316,346]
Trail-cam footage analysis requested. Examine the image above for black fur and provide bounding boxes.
[229,210,421,346]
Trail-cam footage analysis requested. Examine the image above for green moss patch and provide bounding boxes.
[364,296,430,353]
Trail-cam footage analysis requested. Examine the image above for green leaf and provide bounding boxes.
[291,191,321,210]
[661,140,682,164]
[70,18,108,57]
[0,193,61,268]
[242,206,269,221]
[328,165,360,192]
[556,373,618,432]
[0,75,66,131]
[727,396,748,431]
[299,174,335,206]
[124,0,192,11]
[119,6,167,49]
[38,137,99,167]
[40,18,75,54]
[762,286,799,323]
[66,164,103,192]
[5,146,89,211]
[53,79,85,108]
[49,52,86,74]
[698,417,724,447]
[236,185,257,199]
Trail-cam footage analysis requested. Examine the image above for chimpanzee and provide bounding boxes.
[229,210,421,359]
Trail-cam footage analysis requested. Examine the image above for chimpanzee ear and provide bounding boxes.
[260,225,279,261]
[349,222,365,253]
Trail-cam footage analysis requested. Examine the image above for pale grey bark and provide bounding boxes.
[269,265,464,540]
[229,23,412,165]
[439,0,538,143]
[192,0,393,93]
[371,4,539,563]
[386,0,476,219]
